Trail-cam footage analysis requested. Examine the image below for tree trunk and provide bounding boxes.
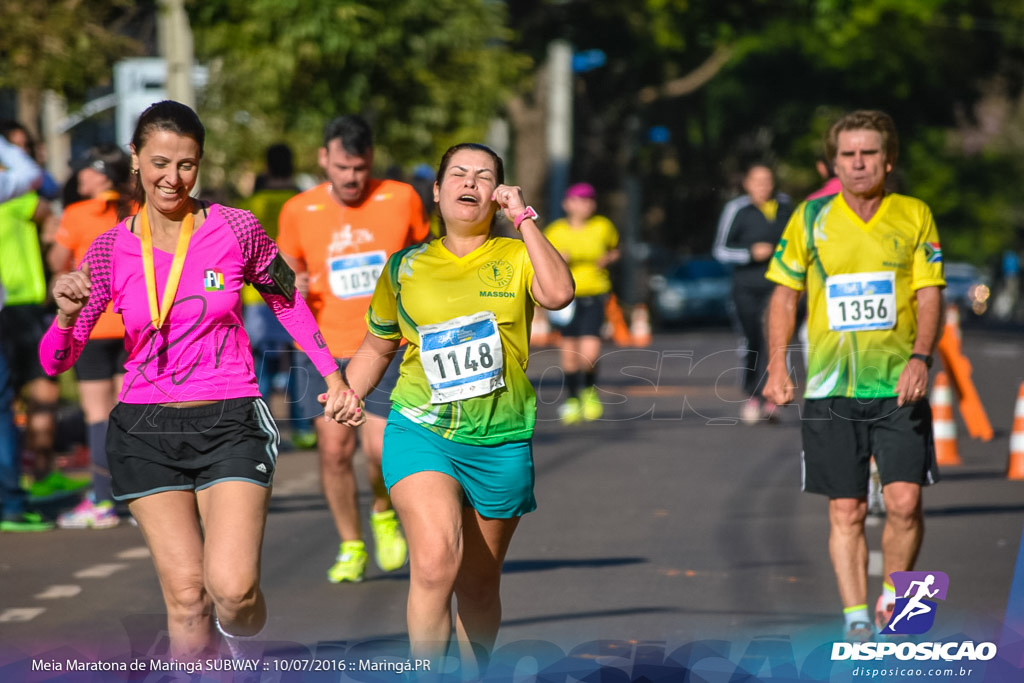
[506,67,548,222]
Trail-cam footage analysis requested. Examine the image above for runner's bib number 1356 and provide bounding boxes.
[825,271,896,331]
[418,311,505,404]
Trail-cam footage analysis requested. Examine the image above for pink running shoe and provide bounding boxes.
[57,499,119,529]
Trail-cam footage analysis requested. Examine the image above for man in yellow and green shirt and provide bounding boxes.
[764,110,945,643]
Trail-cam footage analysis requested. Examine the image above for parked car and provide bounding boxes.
[648,256,734,326]
[943,261,991,317]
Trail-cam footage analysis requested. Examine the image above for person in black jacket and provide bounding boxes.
[712,162,793,423]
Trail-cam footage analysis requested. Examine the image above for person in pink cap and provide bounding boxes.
[543,182,620,424]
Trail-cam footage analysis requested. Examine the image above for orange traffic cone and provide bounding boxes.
[1007,381,1024,480]
[530,308,552,347]
[937,303,993,441]
[630,303,652,347]
[931,371,961,466]
[605,294,634,347]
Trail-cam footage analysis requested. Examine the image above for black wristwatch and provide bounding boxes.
[910,353,933,369]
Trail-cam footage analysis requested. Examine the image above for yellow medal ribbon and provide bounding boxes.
[139,204,194,330]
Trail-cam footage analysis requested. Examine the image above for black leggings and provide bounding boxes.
[732,285,773,398]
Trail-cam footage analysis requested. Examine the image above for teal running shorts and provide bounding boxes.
[382,409,536,519]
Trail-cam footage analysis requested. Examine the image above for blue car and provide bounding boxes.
[648,256,734,326]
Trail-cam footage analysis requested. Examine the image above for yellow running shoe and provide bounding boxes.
[370,509,408,571]
[327,540,368,583]
[558,398,583,425]
[581,387,603,421]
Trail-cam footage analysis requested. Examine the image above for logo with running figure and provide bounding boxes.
[478,260,514,289]
[882,571,950,635]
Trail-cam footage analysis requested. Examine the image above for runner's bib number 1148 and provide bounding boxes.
[418,311,505,404]
[825,271,896,331]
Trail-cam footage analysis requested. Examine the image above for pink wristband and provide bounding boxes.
[513,206,539,230]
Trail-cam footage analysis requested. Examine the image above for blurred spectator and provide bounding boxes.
[409,163,437,237]
[0,126,47,531]
[807,155,842,201]
[0,120,59,200]
[0,131,42,204]
[712,162,793,424]
[0,122,69,531]
[240,143,311,447]
[47,144,134,528]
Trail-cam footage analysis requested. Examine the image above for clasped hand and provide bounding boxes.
[319,388,365,427]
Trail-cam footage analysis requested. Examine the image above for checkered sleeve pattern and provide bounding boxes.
[222,204,336,377]
[222,204,289,310]
[75,228,118,343]
[221,205,278,288]
[39,226,119,375]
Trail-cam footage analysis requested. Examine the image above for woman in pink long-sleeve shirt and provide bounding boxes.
[40,101,361,662]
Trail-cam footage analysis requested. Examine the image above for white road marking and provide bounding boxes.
[74,563,129,579]
[980,342,1022,358]
[35,585,82,599]
[0,608,45,622]
[117,547,151,560]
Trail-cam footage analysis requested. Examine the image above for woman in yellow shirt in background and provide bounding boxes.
[543,183,620,424]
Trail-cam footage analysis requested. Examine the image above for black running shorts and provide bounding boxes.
[106,397,279,501]
[74,338,128,381]
[800,396,939,499]
[554,294,607,338]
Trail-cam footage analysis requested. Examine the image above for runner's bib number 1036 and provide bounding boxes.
[328,251,386,299]
[825,271,896,331]
[418,311,505,404]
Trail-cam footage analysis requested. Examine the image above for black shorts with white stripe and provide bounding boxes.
[106,397,280,501]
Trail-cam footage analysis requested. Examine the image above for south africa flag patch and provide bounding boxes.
[204,269,225,291]
[923,242,943,264]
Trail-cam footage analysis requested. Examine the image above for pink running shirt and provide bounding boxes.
[40,204,337,404]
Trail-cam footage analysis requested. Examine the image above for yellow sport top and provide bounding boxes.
[544,215,618,296]
[366,236,538,444]
[766,192,945,399]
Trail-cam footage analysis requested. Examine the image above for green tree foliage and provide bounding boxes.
[509,0,1024,265]
[189,0,530,182]
[0,0,140,102]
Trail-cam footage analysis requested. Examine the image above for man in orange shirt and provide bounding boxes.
[278,115,429,583]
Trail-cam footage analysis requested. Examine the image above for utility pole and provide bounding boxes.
[546,40,573,220]
[157,0,196,108]
[157,0,197,194]
[42,92,71,186]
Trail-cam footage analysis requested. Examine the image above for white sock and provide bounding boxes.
[844,604,871,630]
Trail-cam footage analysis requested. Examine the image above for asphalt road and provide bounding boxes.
[2,325,1024,682]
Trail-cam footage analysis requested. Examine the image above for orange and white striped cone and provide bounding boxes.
[1007,381,1024,480]
[931,371,961,466]
[630,303,652,348]
[530,308,552,347]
